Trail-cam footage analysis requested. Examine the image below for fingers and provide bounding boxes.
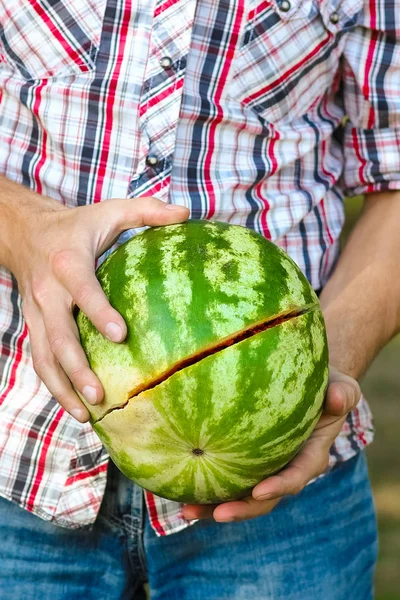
[213,497,281,522]
[182,496,281,523]
[41,300,104,405]
[25,303,90,423]
[182,504,218,521]
[28,281,105,417]
[324,365,361,417]
[51,251,126,342]
[252,437,331,501]
[90,197,190,255]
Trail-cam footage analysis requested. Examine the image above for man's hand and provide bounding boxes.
[3,184,189,422]
[182,366,360,523]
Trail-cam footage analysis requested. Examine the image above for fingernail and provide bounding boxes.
[83,385,98,405]
[165,203,186,210]
[71,408,86,422]
[254,493,274,501]
[105,322,123,342]
[338,384,354,413]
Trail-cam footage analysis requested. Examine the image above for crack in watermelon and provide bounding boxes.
[95,303,318,423]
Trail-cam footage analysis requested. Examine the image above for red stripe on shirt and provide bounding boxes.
[248,0,270,21]
[142,175,172,197]
[65,462,108,486]
[352,128,368,186]
[258,127,280,239]
[26,407,64,510]
[93,0,132,202]
[354,407,368,447]
[145,491,166,535]
[204,0,245,219]
[242,33,332,105]
[32,81,48,196]
[154,0,181,18]
[363,30,378,129]
[139,77,184,118]
[30,0,91,71]
[0,324,28,407]
[320,140,336,187]
[369,0,377,29]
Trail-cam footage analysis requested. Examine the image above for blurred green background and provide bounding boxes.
[343,197,400,600]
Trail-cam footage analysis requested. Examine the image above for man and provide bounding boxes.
[0,0,398,597]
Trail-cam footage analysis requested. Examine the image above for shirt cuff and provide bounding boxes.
[341,124,400,196]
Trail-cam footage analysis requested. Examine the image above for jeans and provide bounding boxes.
[0,452,377,600]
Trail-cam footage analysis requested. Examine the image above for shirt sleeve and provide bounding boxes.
[340,1,400,196]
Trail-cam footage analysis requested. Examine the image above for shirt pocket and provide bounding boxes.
[0,0,107,80]
[228,0,363,124]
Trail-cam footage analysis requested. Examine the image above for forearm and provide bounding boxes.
[320,191,400,379]
[0,176,22,271]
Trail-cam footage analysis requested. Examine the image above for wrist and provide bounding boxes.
[321,268,398,380]
[0,176,65,273]
[0,192,20,272]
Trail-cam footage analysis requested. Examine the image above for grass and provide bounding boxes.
[342,197,400,599]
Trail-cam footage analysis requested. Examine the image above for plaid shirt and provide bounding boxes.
[0,0,398,535]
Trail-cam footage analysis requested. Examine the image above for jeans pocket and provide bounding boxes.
[0,0,107,80]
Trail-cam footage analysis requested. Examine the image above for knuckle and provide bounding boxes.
[32,354,53,378]
[74,282,98,309]
[69,364,88,383]
[49,331,67,355]
[50,249,76,278]
[55,389,74,406]
[290,483,304,496]
[31,278,51,307]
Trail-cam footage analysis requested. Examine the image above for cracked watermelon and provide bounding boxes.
[76,220,329,504]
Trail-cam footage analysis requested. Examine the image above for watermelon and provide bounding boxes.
[76,220,329,504]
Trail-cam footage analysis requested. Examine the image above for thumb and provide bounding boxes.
[116,196,190,228]
[88,196,189,253]
[324,365,361,417]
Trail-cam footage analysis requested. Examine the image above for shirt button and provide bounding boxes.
[329,12,339,24]
[280,0,291,12]
[160,56,173,70]
[146,155,159,167]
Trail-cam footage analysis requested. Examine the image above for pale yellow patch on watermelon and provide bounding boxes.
[99,269,111,296]
[160,233,194,351]
[122,235,149,324]
[204,300,260,338]
[175,370,199,423]
[309,311,326,362]
[198,347,240,444]
[78,335,144,420]
[203,226,265,337]
[279,255,318,310]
